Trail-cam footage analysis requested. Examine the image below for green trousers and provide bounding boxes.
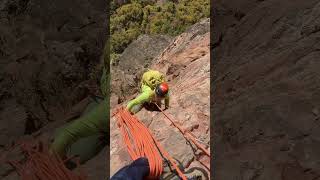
[51,97,109,164]
[130,100,162,114]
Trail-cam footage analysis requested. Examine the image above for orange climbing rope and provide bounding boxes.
[155,103,210,156]
[115,108,187,180]
[154,103,210,170]
[2,140,87,180]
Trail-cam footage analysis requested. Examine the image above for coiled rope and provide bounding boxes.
[115,108,187,180]
[2,140,87,180]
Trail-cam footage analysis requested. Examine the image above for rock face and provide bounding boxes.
[0,0,107,146]
[213,0,320,179]
[111,34,172,105]
[110,18,210,178]
[76,146,109,179]
[0,0,107,179]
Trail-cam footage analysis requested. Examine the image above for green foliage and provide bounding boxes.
[110,53,120,65]
[110,3,144,54]
[110,0,210,59]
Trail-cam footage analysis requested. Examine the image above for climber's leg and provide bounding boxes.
[68,134,107,164]
[69,98,106,161]
[50,99,109,164]
[130,103,144,114]
[52,124,107,165]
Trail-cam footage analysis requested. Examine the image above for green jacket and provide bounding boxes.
[50,67,109,157]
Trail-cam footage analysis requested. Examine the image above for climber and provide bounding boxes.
[111,157,204,180]
[49,65,109,166]
[126,69,170,114]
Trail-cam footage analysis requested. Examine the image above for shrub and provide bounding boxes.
[110,0,209,61]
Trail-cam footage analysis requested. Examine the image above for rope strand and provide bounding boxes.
[154,103,211,158]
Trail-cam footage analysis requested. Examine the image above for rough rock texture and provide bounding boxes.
[0,0,107,147]
[110,18,210,178]
[75,146,109,179]
[0,0,107,179]
[111,34,172,105]
[213,0,320,180]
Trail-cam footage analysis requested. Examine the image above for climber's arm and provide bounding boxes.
[164,91,169,109]
[126,91,152,113]
[50,99,108,157]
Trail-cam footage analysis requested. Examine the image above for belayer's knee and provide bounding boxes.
[131,157,149,167]
[111,157,150,180]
